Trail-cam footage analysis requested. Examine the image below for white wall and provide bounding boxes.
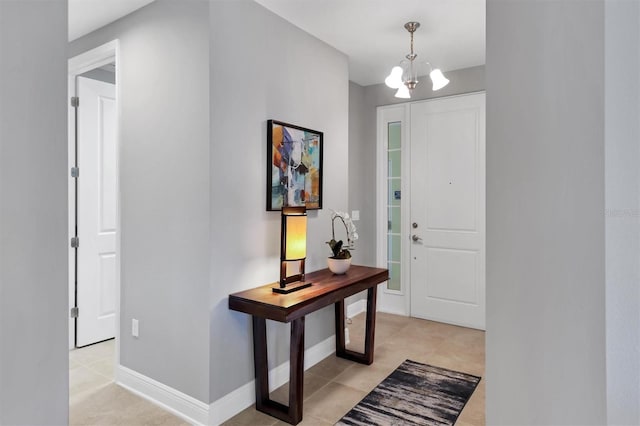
[209,0,349,404]
[0,0,69,423]
[69,0,211,402]
[486,1,607,423]
[605,1,640,423]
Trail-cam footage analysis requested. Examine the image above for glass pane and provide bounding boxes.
[387,262,401,291]
[388,206,401,234]
[387,234,401,262]
[387,120,402,292]
[387,178,401,206]
[388,122,401,150]
[388,149,401,178]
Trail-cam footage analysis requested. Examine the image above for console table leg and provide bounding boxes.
[289,316,305,424]
[363,286,378,364]
[335,300,346,358]
[252,316,270,408]
[251,315,305,425]
[334,286,377,365]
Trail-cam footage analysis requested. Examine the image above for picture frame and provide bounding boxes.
[267,120,323,211]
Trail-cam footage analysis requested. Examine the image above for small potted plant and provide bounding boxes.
[326,210,358,274]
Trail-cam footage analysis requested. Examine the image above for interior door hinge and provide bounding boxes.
[71,167,79,178]
[71,97,79,108]
[70,236,79,248]
[70,307,79,318]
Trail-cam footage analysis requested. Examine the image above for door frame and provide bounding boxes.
[68,40,121,363]
[376,92,486,319]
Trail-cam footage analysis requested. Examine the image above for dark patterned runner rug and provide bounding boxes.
[336,360,481,426]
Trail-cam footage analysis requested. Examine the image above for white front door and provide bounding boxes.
[76,76,117,347]
[409,92,485,330]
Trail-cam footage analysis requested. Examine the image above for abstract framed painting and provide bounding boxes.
[267,120,323,211]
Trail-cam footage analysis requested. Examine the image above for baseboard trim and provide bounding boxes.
[116,365,209,425]
[209,334,336,425]
[377,306,409,317]
[113,299,366,425]
[347,299,366,318]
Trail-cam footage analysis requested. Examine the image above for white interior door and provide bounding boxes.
[76,76,117,347]
[409,92,485,330]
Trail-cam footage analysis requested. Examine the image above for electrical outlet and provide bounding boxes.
[351,210,360,221]
[132,319,139,338]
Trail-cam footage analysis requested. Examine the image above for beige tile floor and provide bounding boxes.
[224,312,485,426]
[69,313,485,425]
[69,339,185,425]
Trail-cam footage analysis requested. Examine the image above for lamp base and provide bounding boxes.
[272,281,312,294]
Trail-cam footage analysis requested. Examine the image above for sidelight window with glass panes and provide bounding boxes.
[387,122,401,291]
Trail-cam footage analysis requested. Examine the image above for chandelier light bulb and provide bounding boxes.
[395,84,411,99]
[430,68,450,91]
[385,66,404,89]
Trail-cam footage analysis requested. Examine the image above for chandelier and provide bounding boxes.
[384,22,450,99]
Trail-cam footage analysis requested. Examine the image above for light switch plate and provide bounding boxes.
[351,210,360,221]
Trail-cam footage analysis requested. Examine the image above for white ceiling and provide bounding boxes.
[255,0,485,86]
[69,0,485,86]
[68,0,156,41]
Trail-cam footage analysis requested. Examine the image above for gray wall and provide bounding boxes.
[361,66,485,111]
[347,81,374,268]
[69,0,211,402]
[348,66,485,269]
[0,0,69,424]
[486,1,606,423]
[605,1,640,423]
[209,0,349,403]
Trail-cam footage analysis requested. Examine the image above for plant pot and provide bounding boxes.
[327,257,351,274]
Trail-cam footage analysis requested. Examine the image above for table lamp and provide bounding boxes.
[273,206,313,294]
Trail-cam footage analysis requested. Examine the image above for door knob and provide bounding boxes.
[412,235,422,242]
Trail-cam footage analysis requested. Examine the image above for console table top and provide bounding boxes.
[228,265,388,322]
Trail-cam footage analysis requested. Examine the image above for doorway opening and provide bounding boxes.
[376,92,486,330]
[68,40,121,402]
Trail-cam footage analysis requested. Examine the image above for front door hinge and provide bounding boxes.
[70,307,79,318]
[71,167,79,178]
[70,236,79,248]
[71,97,79,108]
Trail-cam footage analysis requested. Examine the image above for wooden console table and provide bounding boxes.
[228,265,389,425]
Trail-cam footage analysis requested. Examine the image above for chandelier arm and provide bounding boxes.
[389,21,450,97]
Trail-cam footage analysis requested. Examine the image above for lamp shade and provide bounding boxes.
[430,68,450,91]
[385,66,403,89]
[282,207,307,260]
[395,84,411,99]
